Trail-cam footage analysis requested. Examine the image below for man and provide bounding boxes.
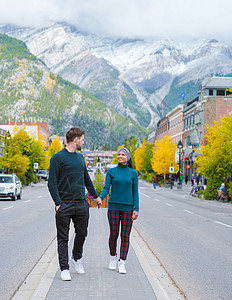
[48,127,102,281]
[219,183,229,197]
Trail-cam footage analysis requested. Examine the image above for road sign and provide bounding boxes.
[169,167,174,173]
[34,163,38,169]
[186,165,190,169]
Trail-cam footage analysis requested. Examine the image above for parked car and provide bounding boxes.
[0,174,22,201]
[36,170,49,181]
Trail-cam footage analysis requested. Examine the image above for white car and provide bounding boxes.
[0,174,22,201]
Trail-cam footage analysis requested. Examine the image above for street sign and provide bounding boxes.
[169,167,174,173]
[186,165,190,169]
[34,163,38,169]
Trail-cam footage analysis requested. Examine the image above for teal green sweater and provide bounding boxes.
[48,148,97,205]
[100,164,139,211]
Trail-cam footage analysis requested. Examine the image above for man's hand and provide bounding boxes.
[56,205,61,211]
[132,211,139,221]
[94,197,102,208]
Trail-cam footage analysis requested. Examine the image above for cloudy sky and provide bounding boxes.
[0,0,232,42]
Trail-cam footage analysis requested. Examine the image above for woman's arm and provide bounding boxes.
[99,170,112,200]
[133,171,139,212]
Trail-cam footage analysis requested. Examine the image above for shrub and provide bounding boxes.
[92,169,105,195]
[203,179,221,200]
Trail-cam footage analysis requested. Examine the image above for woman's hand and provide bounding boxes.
[132,210,138,221]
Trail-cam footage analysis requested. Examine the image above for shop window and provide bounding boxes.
[209,89,213,96]
[216,89,225,96]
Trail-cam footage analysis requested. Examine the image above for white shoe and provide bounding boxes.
[71,257,85,274]
[61,269,71,281]
[118,259,127,274]
[109,255,117,270]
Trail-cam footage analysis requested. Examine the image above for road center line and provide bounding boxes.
[139,192,151,198]
[214,221,232,228]
[166,203,173,207]
[2,206,13,210]
[24,200,31,203]
[37,196,42,198]
[154,199,160,202]
[184,210,193,214]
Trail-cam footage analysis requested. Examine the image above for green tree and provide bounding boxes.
[142,142,153,173]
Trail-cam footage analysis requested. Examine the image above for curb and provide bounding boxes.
[131,227,185,300]
[12,237,58,300]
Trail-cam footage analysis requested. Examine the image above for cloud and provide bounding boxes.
[0,0,232,41]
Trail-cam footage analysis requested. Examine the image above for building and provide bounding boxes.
[156,116,169,140]
[82,151,116,166]
[154,76,232,179]
[0,122,50,142]
[0,127,8,157]
[166,104,184,144]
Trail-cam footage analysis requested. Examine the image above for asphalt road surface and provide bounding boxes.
[0,182,56,300]
[136,181,232,300]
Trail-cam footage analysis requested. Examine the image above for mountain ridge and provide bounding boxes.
[2,22,232,126]
[0,33,147,149]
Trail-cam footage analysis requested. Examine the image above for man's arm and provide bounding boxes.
[48,155,62,206]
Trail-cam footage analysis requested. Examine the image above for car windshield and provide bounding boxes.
[0,176,13,183]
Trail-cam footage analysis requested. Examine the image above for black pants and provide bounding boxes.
[55,200,89,271]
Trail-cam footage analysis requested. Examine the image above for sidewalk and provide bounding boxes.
[46,208,157,300]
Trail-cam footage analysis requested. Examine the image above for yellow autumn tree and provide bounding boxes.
[47,135,62,160]
[195,114,232,179]
[151,135,179,180]
[134,145,143,172]
[134,139,147,173]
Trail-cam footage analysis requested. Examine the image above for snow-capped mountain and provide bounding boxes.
[2,22,232,128]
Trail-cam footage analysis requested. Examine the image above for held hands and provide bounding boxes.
[132,210,139,221]
[94,197,102,208]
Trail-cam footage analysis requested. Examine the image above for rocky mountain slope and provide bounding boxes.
[0,33,147,149]
[2,22,232,127]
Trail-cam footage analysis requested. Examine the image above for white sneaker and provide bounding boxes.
[61,269,71,281]
[71,257,85,274]
[109,255,117,270]
[118,259,127,274]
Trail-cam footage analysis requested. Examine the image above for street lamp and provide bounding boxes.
[177,140,183,183]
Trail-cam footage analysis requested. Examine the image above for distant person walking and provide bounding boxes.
[191,174,195,186]
[196,174,200,185]
[185,174,188,185]
[99,147,139,274]
[179,172,184,185]
[48,127,101,281]
[153,174,157,189]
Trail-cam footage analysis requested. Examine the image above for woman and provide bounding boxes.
[99,147,139,274]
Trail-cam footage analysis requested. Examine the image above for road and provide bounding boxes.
[0,182,56,300]
[136,180,232,300]
[1,180,232,300]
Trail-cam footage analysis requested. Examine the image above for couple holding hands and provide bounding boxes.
[48,127,139,281]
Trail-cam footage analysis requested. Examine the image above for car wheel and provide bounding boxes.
[12,190,16,201]
[17,189,22,200]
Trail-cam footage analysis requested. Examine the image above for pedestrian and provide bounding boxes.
[191,174,195,186]
[196,174,200,185]
[179,172,184,185]
[153,174,157,189]
[185,174,188,185]
[48,127,102,281]
[99,147,139,274]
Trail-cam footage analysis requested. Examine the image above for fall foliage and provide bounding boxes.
[151,135,179,179]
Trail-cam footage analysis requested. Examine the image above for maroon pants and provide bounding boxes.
[107,210,133,260]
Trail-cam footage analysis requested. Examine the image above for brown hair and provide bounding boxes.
[66,127,85,143]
